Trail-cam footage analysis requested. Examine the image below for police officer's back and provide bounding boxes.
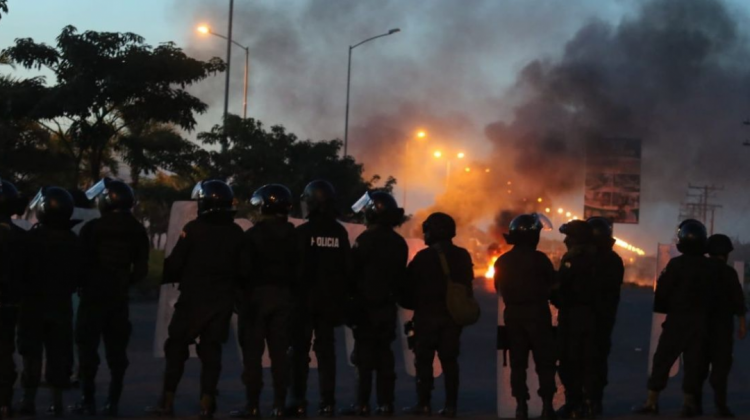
[72,178,150,415]
[494,214,556,419]
[586,217,624,415]
[288,180,351,417]
[341,192,408,416]
[403,212,473,418]
[17,187,86,417]
[635,220,720,417]
[0,179,28,417]
[149,180,244,420]
[232,184,298,419]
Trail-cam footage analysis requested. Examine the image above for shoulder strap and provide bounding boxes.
[437,249,452,285]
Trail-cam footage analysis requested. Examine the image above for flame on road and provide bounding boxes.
[485,255,500,279]
[613,237,646,256]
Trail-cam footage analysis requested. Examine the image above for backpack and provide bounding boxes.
[437,249,480,326]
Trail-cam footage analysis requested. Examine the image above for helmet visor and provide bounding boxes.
[28,188,44,211]
[85,178,109,200]
[351,191,372,214]
[534,213,553,231]
[190,181,203,200]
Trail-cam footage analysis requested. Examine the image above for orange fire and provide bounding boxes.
[485,255,500,279]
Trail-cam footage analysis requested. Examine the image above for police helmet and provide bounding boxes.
[0,178,21,218]
[559,220,594,246]
[301,180,336,218]
[352,191,405,227]
[587,217,613,238]
[29,186,75,225]
[422,212,456,246]
[707,234,733,256]
[86,178,135,213]
[191,180,235,217]
[250,184,294,216]
[676,219,707,255]
[504,214,543,246]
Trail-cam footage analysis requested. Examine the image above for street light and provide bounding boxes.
[197,24,250,119]
[343,28,401,157]
[433,150,466,188]
[403,130,427,211]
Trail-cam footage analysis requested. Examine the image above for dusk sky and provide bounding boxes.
[3,0,750,252]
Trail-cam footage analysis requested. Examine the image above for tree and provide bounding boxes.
[198,115,396,219]
[133,172,194,249]
[0,0,7,21]
[2,25,225,186]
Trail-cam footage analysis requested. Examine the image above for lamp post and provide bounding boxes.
[433,150,466,188]
[343,28,401,157]
[197,25,250,119]
[403,130,427,210]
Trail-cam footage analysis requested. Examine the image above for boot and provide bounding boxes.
[632,390,660,415]
[516,399,529,420]
[438,406,457,418]
[199,394,217,420]
[582,400,596,420]
[374,404,394,417]
[680,394,699,418]
[144,392,175,417]
[102,373,124,417]
[339,404,370,416]
[18,388,36,416]
[540,397,557,420]
[284,401,307,418]
[229,403,261,419]
[70,397,97,415]
[556,404,581,419]
[591,400,603,417]
[402,403,431,416]
[715,392,734,418]
[49,388,64,418]
[318,403,336,418]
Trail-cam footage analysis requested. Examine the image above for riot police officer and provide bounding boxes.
[555,220,598,419]
[17,187,86,417]
[634,220,718,417]
[147,180,244,419]
[231,184,297,419]
[695,234,746,417]
[72,178,149,416]
[287,180,351,417]
[402,212,474,418]
[494,214,556,420]
[340,191,408,416]
[586,217,624,415]
[0,179,27,418]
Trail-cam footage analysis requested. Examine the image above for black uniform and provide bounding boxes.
[238,217,298,408]
[555,244,599,410]
[161,214,244,397]
[349,225,408,407]
[0,218,26,409]
[289,214,351,409]
[696,263,746,400]
[17,223,85,391]
[648,254,719,395]
[590,247,624,405]
[494,245,557,401]
[76,212,149,403]
[403,241,474,408]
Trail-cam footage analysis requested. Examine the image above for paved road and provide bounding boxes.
[12,286,750,419]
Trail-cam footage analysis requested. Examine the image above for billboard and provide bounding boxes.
[584,137,642,224]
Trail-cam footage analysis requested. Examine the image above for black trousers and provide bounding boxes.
[648,314,706,395]
[591,307,618,402]
[162,299,233,397]
[0,306,18,406]
[413,314,462,406]
[16,299,74,389]
[76,299,132,399]
[695,318,734,398]
[289,309,338,406]
[505,305,557,400]
[239,287,291,407]
[351,305,397,406]
[558,306,597,406]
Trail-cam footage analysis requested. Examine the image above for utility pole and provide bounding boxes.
[679,184,723,235]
